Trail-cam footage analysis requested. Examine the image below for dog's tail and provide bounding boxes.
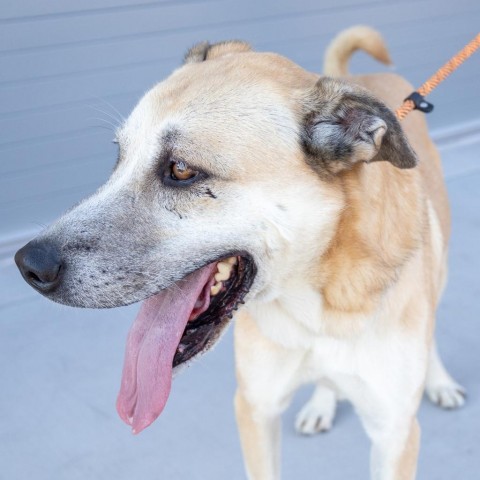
[323,26,392,76]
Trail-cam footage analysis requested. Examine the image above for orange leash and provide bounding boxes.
[395,33,480,121]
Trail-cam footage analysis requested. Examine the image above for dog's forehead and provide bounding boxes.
[119,53,313,147]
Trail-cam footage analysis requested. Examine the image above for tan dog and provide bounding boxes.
[15,26,465,480]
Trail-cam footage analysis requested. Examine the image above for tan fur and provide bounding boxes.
[394,418,421,480]
[234,391,281,480]
[316,162,424,322]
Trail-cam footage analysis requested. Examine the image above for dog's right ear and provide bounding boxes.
[183,40,251,64]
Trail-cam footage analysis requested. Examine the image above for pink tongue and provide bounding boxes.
[116,263,217,434]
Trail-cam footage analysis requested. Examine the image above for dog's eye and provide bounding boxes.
[170,160,198,182]
[161,159,205,188]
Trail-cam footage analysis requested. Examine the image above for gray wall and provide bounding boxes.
[1,0,479,238]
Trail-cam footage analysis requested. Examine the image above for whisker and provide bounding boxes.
[91,96,126,126]
[86,105,122,135]
[87,116,120,132]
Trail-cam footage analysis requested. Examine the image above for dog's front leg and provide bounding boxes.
[234,390,281,480]
[234,310,304,480]
[367,416,420,480]
[352,353,425,479]
[344,330,428,480]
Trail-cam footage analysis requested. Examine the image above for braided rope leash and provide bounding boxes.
[395,33,480,121]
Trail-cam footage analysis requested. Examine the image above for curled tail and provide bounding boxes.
[323,25,392,76]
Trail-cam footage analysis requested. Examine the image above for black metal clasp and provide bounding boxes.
[404,91,434,113]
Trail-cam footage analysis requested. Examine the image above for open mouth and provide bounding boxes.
[116,254,256,434]
[174,255,255,368]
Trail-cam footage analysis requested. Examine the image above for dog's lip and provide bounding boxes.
[139,250,253,307]
[172,252,256,369]
[54,251,254,310]
[149,250,254,304]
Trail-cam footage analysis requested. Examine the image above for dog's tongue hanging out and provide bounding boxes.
[116,263,217,434]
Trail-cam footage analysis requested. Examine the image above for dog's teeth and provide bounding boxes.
[210,282,222,296]
[215,262,232,281]
[227,256,237,265]
[218,262,231,273]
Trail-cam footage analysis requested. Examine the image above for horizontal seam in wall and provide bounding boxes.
[0,0,221,25]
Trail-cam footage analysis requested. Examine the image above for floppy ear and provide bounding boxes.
[183,40,251,64]
[301,77,417,176]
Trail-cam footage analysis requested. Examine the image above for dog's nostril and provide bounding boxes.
[14,241,63,293]
[26,271,41,283]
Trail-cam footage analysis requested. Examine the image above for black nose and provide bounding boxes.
[15,241,63,293]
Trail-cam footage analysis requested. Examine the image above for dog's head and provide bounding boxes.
[15,41,416,433]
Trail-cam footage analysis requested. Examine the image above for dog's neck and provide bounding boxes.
[246,161,425,343]
[316,162,425,321]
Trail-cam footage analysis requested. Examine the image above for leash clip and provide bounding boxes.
[404,91,434,113]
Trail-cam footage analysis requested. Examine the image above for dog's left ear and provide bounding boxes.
[183,40,251,64]
[301,77,417,176]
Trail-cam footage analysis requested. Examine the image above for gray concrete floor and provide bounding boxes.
[0,142,479,480]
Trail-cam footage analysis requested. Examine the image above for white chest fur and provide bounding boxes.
[245,276,428,403]
[246,282,325,350]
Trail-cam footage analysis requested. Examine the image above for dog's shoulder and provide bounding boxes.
[314,161,426,330]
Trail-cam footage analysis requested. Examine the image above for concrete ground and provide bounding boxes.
[0,142,479,480]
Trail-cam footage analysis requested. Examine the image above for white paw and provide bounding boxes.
[295,388,336,435]
[426,382,466,409]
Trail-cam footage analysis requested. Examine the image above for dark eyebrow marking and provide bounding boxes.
[162,127,181,150]
[206,188,217,199]
[153,127,182,170]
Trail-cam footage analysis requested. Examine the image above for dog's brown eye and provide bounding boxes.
[171,161,197,181]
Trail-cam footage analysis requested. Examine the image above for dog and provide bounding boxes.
[15,26,465,479]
